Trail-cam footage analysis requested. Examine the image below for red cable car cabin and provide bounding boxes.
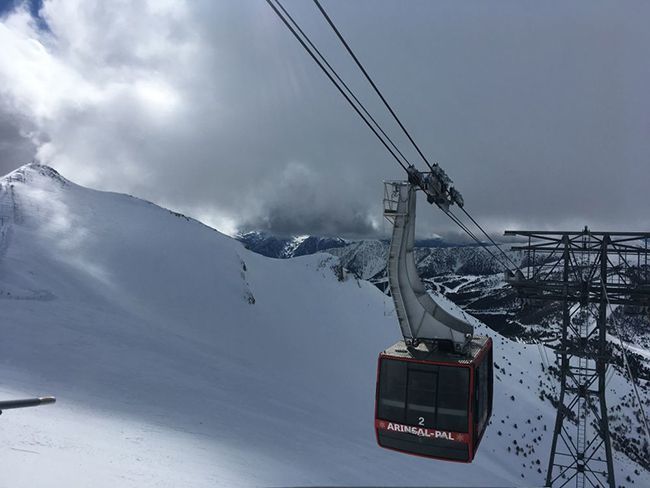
[375,336,493,462]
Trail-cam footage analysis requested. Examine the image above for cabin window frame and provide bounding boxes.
[377,358,470,433]
[473,346,493,447]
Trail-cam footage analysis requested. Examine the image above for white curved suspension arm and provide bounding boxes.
[384,181,473,353]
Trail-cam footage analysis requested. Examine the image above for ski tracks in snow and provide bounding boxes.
[0,182,55,302]
[0,182,17,261]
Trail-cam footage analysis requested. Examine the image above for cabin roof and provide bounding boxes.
[381,336,490,365]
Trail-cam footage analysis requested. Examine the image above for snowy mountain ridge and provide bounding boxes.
[0,163,647,487]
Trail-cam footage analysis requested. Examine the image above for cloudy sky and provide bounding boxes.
[0,0,648,239]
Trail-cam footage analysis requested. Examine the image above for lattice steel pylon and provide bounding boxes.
[504,228,650,488]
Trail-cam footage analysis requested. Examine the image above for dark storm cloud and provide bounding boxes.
[0,113,36,174]
[238,161,379,237]
[0,0,648,237]
[246,205,377,238]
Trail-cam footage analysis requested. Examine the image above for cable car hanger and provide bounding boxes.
[384,168,471,354]
[266,0,495,462]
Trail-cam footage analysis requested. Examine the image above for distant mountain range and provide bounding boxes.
[237,231,528,335]
[236,231,349,258]
[236,231,479,260]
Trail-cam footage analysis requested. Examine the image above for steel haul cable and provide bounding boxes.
[265,0,408,172]
[312,0,521,274]
[312,0,432,172]
[444,208,510,269]
[458,206,521,272]
[273,1,414,172]
[601,281,650,449]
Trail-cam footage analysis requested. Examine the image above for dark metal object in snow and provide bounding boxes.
[0,396,56,414]
[505,229,650,488]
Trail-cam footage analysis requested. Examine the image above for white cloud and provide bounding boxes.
[0,0,199,185]
[0,0,649,237]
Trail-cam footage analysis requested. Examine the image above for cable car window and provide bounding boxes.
[436,366,469,433]
[377,359,407,422]
[405,368,437,428]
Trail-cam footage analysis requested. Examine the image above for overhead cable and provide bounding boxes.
[267,0,518,274]
[266,0,408,172]
[458,207,521,272]
[602,281,650,448]
[272,1,414,172]
[312,0,433,172]
[312,0,520,274]
[444,209,512,270]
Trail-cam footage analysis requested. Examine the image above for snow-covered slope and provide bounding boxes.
[0,164,647,487]
[243,232,650,473]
